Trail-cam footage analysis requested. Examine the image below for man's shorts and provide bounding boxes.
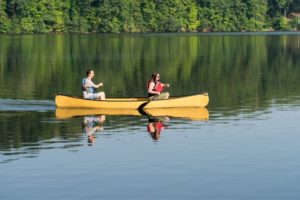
[83,91,100,100]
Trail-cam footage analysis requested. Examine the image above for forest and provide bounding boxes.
[0,0,300,33]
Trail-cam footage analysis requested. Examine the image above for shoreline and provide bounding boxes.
[1,30,300,36]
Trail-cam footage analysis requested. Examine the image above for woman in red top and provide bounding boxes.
[147,73,170,100]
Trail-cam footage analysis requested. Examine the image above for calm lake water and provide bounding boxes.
[1,33,300,199]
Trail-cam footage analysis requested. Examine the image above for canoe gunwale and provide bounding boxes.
[56,94,147,102]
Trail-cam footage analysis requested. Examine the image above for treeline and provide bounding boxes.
[0,0,300,33]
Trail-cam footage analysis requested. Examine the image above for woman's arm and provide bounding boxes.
[162,83,170,88]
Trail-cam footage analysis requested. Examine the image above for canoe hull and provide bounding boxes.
[55,93,209,109]
[55,95,147,109]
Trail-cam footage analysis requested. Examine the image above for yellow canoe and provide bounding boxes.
[55,93,209,109]
[144,107,209,120]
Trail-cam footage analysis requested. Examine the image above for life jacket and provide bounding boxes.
[147,121,163,134]
[82,78,94,93]
[155,122,163,134]
[147,80,163,94]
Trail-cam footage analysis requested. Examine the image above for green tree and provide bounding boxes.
[0,0,10,33]
[186,2,200,31]
[97,0,122,33]
[243,0,268,30]
[140,0,157,31]
[0,0,299,33]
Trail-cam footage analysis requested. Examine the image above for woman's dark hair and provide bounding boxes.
[150,72,159,81]
[86,69,93,76]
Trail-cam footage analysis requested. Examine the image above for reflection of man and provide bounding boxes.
[82,115,106,145]
[147,116,168,141]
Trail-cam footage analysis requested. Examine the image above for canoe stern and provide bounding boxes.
[143,93,209,109]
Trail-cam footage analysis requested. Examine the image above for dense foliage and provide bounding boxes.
[0,0,300,33]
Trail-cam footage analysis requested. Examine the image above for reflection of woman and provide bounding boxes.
[82,115,105,145]
[147,116,168,141]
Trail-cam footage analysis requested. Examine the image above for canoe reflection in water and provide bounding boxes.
[82,115,105,145]
[56,107,208,142]
[56,107,209,121]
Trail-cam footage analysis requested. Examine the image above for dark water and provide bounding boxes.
[1,33,300,199]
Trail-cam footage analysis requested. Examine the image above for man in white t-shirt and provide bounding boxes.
[82,69,106,100]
